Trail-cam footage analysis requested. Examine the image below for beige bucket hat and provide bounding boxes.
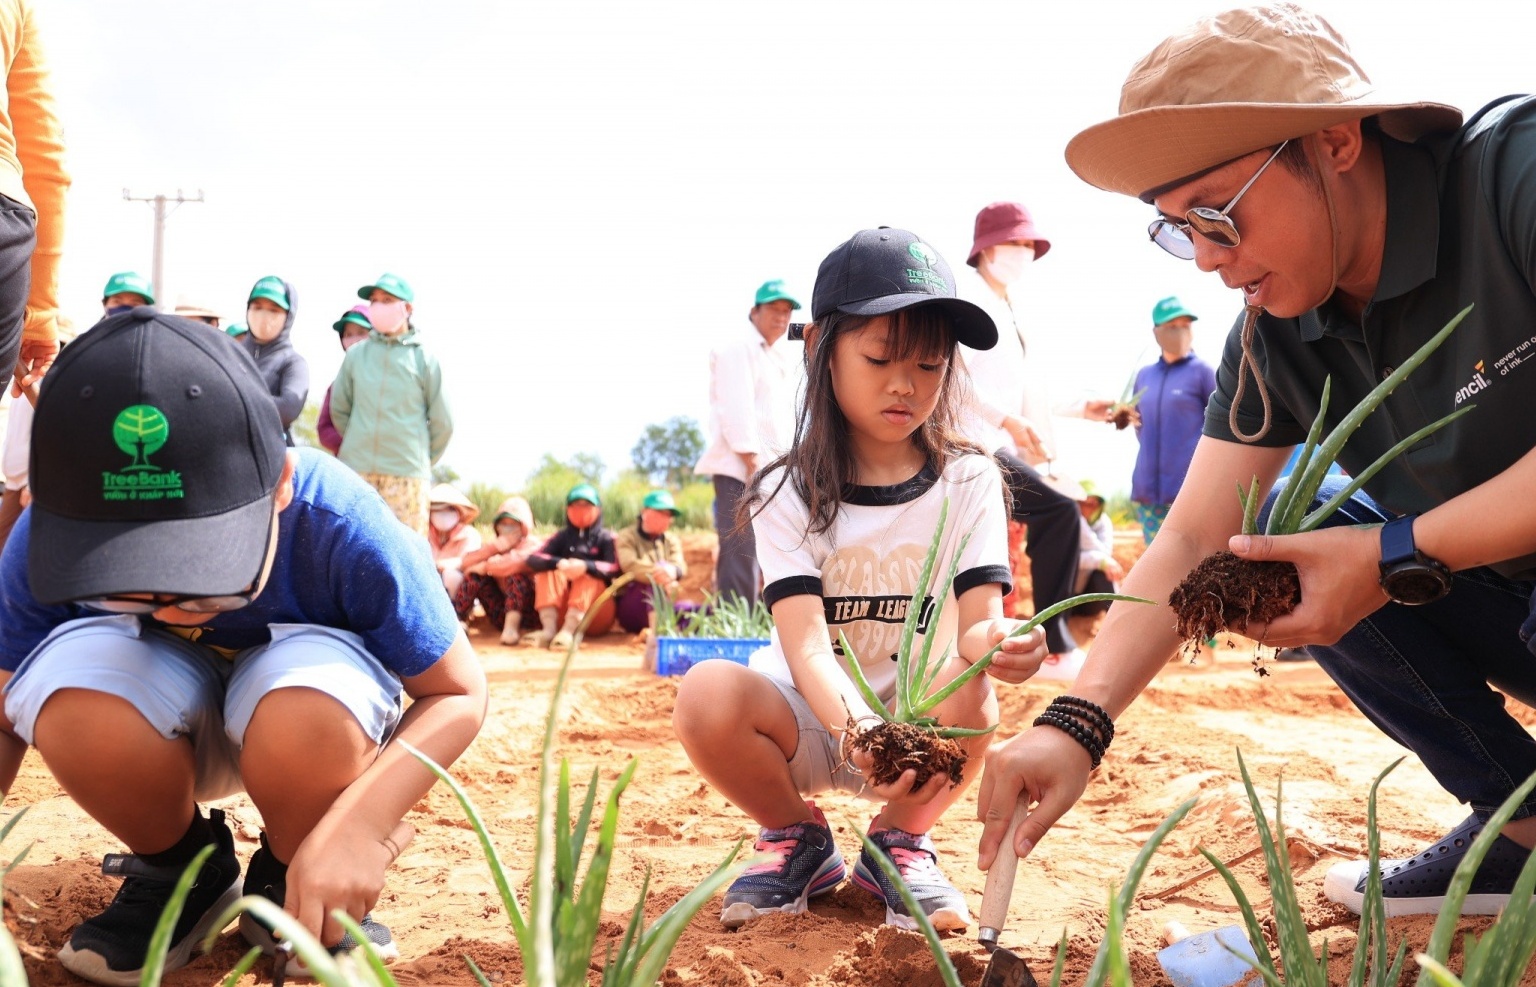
[1065,3,1462,201]
[428,483,480,523]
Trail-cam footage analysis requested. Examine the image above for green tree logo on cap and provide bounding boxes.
[905,241,946,294]
[908,241,939,269]
[113,405,169,471]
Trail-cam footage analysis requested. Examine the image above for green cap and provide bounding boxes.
[754,279,801,309]
[102,271,155,305]
[1079,478,1105,504]
[566,482,601,507]
[225,322,248,337]
[1151,295,1197,328]
[248,276,290,311]
[332,304,372,334]
[358,272,415,303]
[641,489,681,515]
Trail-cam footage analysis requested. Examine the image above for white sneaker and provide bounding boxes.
[1035,648,1086,682]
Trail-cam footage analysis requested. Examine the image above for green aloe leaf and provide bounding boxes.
[1273,304,1472,537]
[848,821,963,987]
[1081,797,1198,986]
[1416,767,1536,987]
[140,844,216,987]
[1298,406,1475,532]
[913,592,1151,716]
[1267,376,1332,535]
[895,499,949,721]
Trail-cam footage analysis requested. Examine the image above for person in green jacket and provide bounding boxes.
[330,272,453,534]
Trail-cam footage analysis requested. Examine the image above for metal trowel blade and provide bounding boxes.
[979,945,1038,987]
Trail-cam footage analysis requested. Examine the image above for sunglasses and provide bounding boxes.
[78,589,259,615]
[1147,140,1290,260]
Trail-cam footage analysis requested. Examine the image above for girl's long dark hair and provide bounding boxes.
[739,305,990,536]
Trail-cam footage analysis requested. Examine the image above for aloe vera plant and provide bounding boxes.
[1411,767,1536,987]
[403,571,748,987]
[1170,305,1475,651]
[1201,752,1412,987]
[1107,370,1146,431]
[841,498,1149,742]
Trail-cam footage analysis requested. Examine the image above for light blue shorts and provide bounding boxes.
[4,614,404,802]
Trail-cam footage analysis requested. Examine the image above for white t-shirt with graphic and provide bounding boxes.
[749,453,1012,699]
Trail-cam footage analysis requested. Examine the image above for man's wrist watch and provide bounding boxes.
[1378,514,1452,605]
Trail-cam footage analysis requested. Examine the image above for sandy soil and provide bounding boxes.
[4,534,1535,986]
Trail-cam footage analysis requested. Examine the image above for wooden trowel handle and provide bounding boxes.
[979,798,1031,937]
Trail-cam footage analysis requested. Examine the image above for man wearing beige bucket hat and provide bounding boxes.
[979,3,1536,921]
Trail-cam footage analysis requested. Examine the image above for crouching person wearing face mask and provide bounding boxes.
[329,273,454,535]
[237,276,309,446]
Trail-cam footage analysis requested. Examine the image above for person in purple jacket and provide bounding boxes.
[1129,296,1217,543]
[317,305,372,455]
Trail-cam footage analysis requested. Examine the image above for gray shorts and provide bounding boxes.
[4,614,404,802]
[764,675,879,800]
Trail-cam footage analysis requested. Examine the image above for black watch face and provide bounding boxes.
[1384,567,1450,605]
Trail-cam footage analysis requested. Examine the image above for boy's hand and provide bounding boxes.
[285,821,414,947]
[557,558,586,578]
[979,618,1047,684]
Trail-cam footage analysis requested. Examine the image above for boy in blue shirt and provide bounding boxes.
[0,309,487,985]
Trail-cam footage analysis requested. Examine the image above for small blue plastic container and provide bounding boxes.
[654,637,768,676]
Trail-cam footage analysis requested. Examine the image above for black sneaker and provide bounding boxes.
[720,801,847,929]
[1324,814,1536,916]
[57,808,242,986]
[852,826,972,932]
[239,832,398,974]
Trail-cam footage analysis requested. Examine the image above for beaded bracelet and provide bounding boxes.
[1051,695,1115,744]
[1032,710,1105,768]
[1040,702,1111,747]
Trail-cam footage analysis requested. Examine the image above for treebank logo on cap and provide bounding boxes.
[103,405,184,501]
[905,241,946,295]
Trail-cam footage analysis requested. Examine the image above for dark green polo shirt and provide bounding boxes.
[1203,95,1536,577]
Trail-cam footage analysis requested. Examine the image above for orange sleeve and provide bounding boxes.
[9,1,68,345]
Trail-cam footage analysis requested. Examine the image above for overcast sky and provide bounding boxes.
[44,0,1534,496]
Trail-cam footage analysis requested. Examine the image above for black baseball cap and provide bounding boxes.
[809,227,997,350]
[27,309,288,605]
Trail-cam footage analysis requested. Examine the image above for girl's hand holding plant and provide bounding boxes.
[966,618,1047,684]
[1226,524,1390,647]
[846,747,953,806]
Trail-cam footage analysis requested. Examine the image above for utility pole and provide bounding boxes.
[121,188,204,304]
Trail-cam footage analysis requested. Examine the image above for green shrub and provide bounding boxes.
[466,481,511,524]
[525,464,586,527]
[673,480,715,531]
[599,472,651,532]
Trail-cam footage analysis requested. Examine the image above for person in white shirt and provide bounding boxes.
[958,201,1108,676]
[694,279,803,607]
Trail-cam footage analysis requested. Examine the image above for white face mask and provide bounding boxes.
[369,299,409,336]
[247,307,286,342]
[430,508,459,532]
[985,243,1035,285]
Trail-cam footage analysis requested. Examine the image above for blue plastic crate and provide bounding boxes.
[655,637,769,676]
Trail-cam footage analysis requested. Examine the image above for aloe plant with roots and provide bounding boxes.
[1169,304,1476,654]
[1107,369,1147,431]
[839,498,1149,786]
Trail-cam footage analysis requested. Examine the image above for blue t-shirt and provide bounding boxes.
[0,449,458,676]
